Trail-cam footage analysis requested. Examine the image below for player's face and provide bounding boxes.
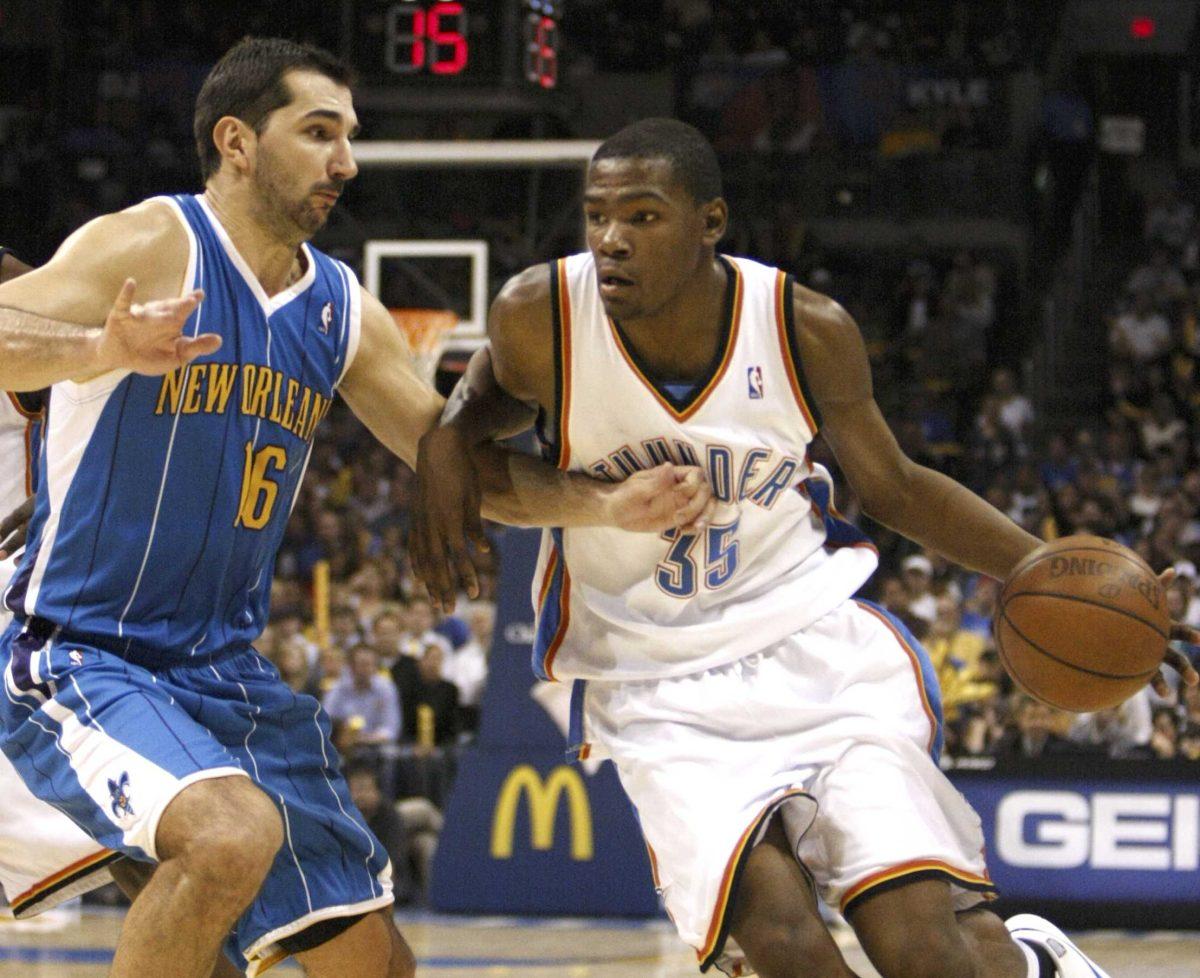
[252,70,360,237]
[584,157,724,321]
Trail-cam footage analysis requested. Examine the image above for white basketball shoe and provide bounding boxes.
[1005,914,1111,977]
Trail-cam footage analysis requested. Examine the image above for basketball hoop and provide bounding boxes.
[389,308,458,383]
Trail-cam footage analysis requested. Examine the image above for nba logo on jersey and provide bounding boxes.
[747,365,764,399]
[320,301,334,334]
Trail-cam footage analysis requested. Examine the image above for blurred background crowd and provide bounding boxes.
[4,0,1200,906]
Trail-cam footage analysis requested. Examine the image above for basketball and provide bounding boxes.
[995,536,1170,713]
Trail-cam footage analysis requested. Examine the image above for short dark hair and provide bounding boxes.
[193,36,354,181]
[591,118,722,202]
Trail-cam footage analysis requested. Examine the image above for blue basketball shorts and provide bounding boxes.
[0,619,393,971]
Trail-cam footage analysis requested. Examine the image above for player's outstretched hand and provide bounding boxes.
[95,278,218,375]
[606,464,716,533]
[0,495,34,560]
[409,425,488,614]
[1152,567,1200,697]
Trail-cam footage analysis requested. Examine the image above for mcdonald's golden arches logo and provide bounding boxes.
[490,765,594,861]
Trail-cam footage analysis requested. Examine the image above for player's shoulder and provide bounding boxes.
[790,281,859,355]
[58,198,189,269]
[489,262,555,340]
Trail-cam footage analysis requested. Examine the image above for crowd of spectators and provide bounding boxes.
[842,175,1200,764]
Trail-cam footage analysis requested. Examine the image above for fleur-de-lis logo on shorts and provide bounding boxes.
[108,772,135,818]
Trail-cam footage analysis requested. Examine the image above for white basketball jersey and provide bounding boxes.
[0,393,39,601]
[530,253,878,683]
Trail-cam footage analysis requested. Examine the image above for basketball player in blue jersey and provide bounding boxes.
[0,43,712,978]
[417,119,1200,978]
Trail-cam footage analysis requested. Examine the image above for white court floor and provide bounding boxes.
[1,908,1197,976]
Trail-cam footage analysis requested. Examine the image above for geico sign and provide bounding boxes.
[996,791,1199,871]
[490,764,594,861]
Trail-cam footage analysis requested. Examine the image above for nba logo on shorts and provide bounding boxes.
[747,366,764,399]
[320,301,334,334]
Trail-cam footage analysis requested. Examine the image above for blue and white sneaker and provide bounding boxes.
[1005,914,1110,977]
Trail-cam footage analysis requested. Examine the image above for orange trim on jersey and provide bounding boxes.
[22,418,33,496]
[536,547,560,609]
[608,262,744,424]
[696,787,810,966]
[555,260,573,470]
[540,563,572,682]
[11,848,117,912]
[5,391,40,420]
[856,601,939,755]
[840,858,995,913]
[774,271,818,433]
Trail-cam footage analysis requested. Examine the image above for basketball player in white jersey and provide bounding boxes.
[415,119,1199,978]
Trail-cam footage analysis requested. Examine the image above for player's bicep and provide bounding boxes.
[486,267,555,409]
[795,291,915,511]
[341,287,444,468]
[0,204,187,324]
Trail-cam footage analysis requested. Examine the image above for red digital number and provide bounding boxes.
[428,2,468,76]
[524,14,558,89]
[385,2,467,76]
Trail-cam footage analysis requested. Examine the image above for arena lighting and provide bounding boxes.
[1130,15,1156,38]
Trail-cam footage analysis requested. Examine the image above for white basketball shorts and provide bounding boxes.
[0,729,119,917]
[0,597,119,917]
[577,599,995,976]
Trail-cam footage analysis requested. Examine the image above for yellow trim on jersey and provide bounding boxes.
[773,271,818,433]
[697,787,810,967]
[857,602,939,755]
[607,262,744,424]
[840,858,995,913]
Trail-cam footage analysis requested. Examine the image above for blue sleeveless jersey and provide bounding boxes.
[5,194,361,665]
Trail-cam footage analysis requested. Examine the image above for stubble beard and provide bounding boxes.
[252,152,327,242]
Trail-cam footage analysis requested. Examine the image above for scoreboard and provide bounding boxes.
[356,0,561,90]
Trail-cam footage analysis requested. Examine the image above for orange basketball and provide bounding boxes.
[994,535,1169,712]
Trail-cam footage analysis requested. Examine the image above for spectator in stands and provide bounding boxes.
[1126,246,1188,304]
[275,635,321,700]
[350,559,392,632]
[344,759,416,904]
[1180,724,1200,761]
[323,644,402,748]
[371,607,408,668]
[438,603,492,733]
[403,595,451,657]
[393,642,460,748]
[1150,707,1179,759]
[1110,289,1173,364]
[1038,433,1079,490]
[1141,392,1187,456]
[981,367,1034,443]
[1068,690,1153,759]
[329,603,363,653]
[1144,185,1195,253]
[900,553,938,626]
[996,695,1075,758]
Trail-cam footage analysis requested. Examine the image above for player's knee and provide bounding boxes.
[735,911,850,978]
[872,929,978,978]
[386,932,417,978]
[168,779,283,895]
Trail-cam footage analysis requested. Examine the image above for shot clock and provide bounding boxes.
[357,0,561,90]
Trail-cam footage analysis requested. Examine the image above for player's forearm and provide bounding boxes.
[0,306,104,390]
[868,464,1041,580]
[475,445,617,527]
[441,345,536,444]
